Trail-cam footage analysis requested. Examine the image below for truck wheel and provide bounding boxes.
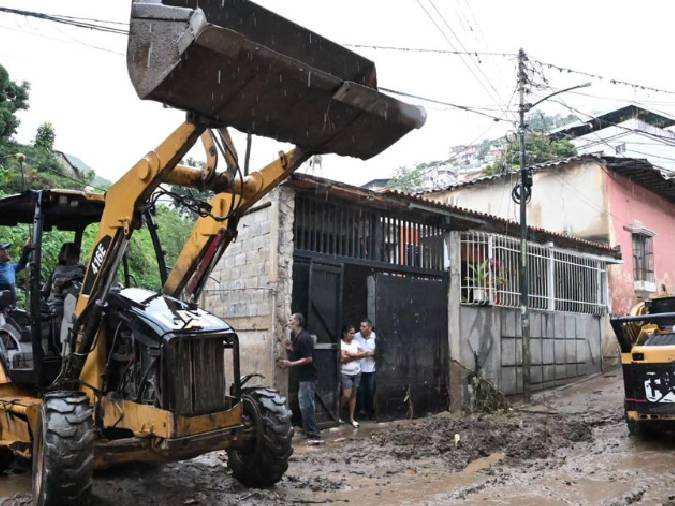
[0,447,13,472]
[627,420,641,436]
[32,391,95,506]
[227,387,294,487]
[627,420,657,438]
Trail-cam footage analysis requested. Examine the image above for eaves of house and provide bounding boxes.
[286,172,621,260]
[420,154,675,208]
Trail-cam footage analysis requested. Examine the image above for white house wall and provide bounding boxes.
[434,160,610,243]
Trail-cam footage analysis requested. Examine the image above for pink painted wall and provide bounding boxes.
[605,172,675,314]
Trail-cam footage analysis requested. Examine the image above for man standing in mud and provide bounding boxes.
[355,318,377,420]
[279,313,322,442]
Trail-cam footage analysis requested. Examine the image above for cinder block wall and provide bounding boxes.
[204,187,295,396]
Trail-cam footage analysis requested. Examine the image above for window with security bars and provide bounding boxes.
[632,233,654,282]
[460,231,609,315]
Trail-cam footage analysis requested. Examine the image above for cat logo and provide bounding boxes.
[644,371,675,403]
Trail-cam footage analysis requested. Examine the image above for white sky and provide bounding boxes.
[1,1,675,187]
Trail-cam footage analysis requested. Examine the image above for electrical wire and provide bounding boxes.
[530,56,675,96]
[426,0,505,105]
[0,7,128,35]
[343,43,516,58]
[413,0,505,109]
[380,87,512,122]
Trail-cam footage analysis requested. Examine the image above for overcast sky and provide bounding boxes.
[1,1,675,187]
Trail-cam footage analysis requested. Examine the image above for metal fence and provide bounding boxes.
[294,195,446,272]
[460,231,608,315]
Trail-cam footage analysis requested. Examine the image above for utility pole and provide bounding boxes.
[513,49,591,402]
[16,152,26,192]
[516,48,532,401]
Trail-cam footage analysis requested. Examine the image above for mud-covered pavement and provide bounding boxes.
[2,371,674,505]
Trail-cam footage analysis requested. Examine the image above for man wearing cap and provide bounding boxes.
[0,241,31,305]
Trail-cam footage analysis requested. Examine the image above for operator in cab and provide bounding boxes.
[0,241,31,306]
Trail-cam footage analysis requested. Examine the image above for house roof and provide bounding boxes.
[286,172,620,259]
[421,154,675,206]
[549,104,675,141]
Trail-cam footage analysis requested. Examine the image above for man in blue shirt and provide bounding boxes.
[0,242,31,306]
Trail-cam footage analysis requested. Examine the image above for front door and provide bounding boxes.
[291,258,342,425]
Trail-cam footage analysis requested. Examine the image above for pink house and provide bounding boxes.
[425,155,675,316]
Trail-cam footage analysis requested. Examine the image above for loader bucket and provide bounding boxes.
[127,0,426,160]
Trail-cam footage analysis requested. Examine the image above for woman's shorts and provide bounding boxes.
[341,373,361,390]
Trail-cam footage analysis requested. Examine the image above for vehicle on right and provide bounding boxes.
[611,294,675,436]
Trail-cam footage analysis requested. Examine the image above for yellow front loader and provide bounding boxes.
[611,295,675,436]
[0,1,425,504]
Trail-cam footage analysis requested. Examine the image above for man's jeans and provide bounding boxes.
[358,371,376,418]
[298,380,320,439]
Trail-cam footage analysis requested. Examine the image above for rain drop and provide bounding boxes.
[217,70,221,84]
[307,72,312,88]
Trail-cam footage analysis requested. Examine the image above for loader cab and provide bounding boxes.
[0,190,107,388]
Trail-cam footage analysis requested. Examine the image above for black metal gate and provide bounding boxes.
[291,259,341,425]
[369,272,448,417]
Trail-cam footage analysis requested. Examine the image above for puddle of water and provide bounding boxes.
[0,471,31,497]
[323,452,504,506]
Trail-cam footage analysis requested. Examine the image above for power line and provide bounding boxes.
[413,0,506,109]
[380,87,512,122]
[426,0,505,105]
[0,22,124,55]
[0,7,128,35]
[530,56,675,96]
[550,98,675,164]
[344,43,516,58]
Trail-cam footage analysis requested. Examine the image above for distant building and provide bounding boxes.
[549,104,675,172]
[361,178,391,191]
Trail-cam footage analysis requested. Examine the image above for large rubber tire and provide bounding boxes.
[627,420,658,438]
[32,391,95,506]
[227,387,294,487]
[0,447,13,472]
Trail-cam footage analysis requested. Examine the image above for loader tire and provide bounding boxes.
[32,391,95,506]
[227,387,294,487]
[0,447,13,472]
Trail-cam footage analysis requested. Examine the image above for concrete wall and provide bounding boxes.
[430,160,610,243]
[457,306,603,396]
[446,231,604,406]
[203,187,295,396]
[605,171,675,314]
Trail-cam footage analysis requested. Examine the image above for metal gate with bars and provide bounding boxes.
[291,192,449,420]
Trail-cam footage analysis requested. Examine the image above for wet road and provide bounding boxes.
[1,371,674,505]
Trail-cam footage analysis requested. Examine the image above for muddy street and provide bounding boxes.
[1,371,674,505]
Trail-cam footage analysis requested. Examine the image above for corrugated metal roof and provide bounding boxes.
[548,104,675,141]
[286,172,620,259]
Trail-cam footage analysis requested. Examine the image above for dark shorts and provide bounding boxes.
[341,373,361,391]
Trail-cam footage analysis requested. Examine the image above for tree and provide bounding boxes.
[484,134,577,175]
[483,110,578,175]
[34,122,55,150]
[386,164,426,192]
[0,64,29,142]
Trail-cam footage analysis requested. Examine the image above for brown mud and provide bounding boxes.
[1,371,674,505]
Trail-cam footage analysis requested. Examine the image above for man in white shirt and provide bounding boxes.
[354,318,376,420]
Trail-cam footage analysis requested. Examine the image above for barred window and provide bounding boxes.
[632,233,654,283]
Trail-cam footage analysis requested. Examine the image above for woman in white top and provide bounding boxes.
[340,325,371,428]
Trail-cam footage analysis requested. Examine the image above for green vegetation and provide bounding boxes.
[483,110,578,176]
[0,63,195,301]
[386,163,426,192]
